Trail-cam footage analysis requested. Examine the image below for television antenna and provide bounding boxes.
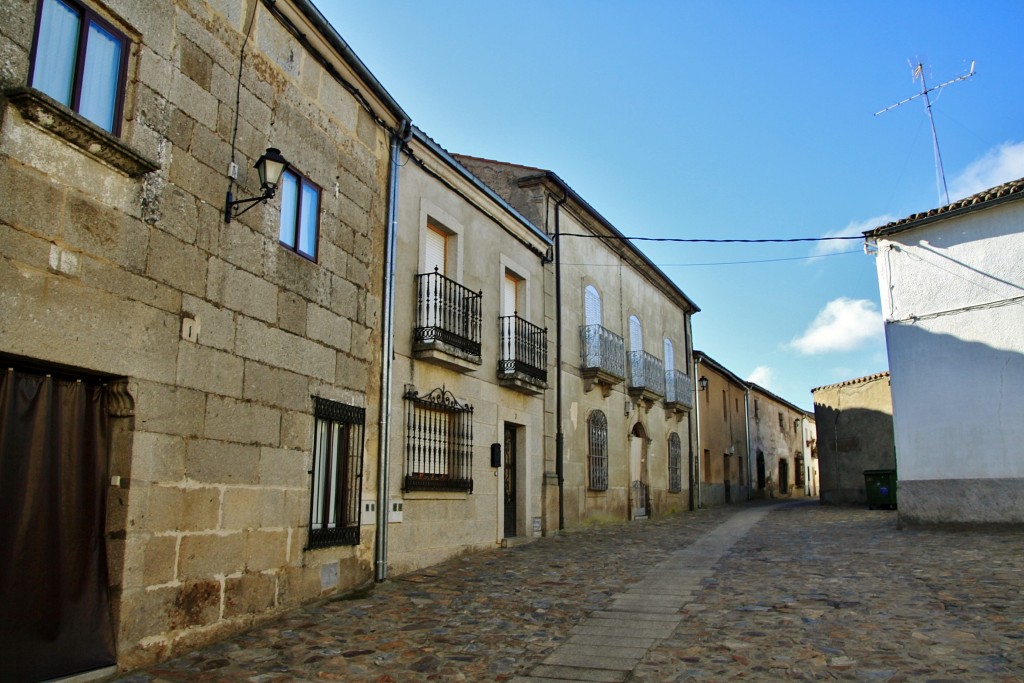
[875,60,975,206]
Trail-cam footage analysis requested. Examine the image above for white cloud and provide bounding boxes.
[811,215,896,257]
[789,298,883,355]
[949,141,1024,201]
[746,365,774,388]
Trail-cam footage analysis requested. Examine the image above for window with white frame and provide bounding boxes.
[278,168,320,261]
[308,397,365,549]
[587,410,609,491]
[29,0,129,134]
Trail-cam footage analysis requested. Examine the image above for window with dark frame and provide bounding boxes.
[308,397,365,549]
[668,432,682,493]
[29,0,129,135]
[403,386,474,493]
[587,410,608,491]
[279,167,321,261]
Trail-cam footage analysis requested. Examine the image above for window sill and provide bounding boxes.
[3,87,159,177]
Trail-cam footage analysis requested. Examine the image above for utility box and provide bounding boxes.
[864,469,897,509]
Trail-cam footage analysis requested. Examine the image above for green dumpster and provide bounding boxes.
[864,469,897,509]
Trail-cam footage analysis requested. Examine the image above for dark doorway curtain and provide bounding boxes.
[0,368,116,682]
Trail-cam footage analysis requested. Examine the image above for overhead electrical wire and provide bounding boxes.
[558,233,866,244]
[562,249,863,268]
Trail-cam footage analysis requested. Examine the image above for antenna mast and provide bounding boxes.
[875,61,975,206]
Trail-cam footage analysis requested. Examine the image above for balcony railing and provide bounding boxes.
[628,350,665,397]
[498,315,548,383]
[580,324,625,380]
[414,269,482,358]
[664,369,693,410]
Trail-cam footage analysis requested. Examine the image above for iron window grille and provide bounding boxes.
[498,315,548,382]
[28,0,130,135]
[414,269,482,357]
[668,433,682,493]
[403,386,474,493]
[308,397,365,549]
[587,410,609,491]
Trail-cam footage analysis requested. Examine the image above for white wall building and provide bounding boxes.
[865,177,1024,525]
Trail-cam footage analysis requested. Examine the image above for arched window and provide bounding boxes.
[668,432,682,493]
[664,338,675,374]
[584,285,602,327]
[587,410,608,491]
[629,315,643,351]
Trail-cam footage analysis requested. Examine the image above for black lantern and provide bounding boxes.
[224,147,291,223]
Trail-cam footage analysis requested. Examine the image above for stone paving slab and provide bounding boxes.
[111,500,1024,682]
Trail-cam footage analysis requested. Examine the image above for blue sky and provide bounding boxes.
[320,1,1024,410]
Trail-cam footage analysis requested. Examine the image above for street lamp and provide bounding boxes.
[224,147,290,223]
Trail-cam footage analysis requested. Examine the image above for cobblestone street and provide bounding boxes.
[114,501,1024,682]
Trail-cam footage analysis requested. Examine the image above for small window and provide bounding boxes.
[778,411,785,430]
[668,433,682,493]
[403,387,474,492]
[308,397,365,549]
[587,410,608,491]
[279,168,320,261]
[29,0,129,134]
[754,399,760,421]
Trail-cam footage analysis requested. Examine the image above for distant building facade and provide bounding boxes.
[865,178,1024,525]
[812,372,895,506]
[457,156,699,528]
[693,352,750,505]
[748,382,817,500]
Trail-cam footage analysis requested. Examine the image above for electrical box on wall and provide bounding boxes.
[361,500,376,523]
[388,499,404,523]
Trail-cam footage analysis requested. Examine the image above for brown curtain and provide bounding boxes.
[0,368,116,682]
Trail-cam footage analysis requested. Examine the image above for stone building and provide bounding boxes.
[692,351,750,505]
[812,372,895,506]
[747,382,817,500]
[383,128,552,574]
[865,178,1024,525]
[456,156,699,529]
[0,0,408,677]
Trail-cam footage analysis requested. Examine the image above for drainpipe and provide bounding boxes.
[692,355,702,510]
[553,190,567,531]
[374,124,408,582]
[743,388,752,500]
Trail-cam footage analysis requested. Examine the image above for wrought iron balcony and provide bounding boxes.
[414,269,482,361]
[664,369,694,411]
[498,315,548,387]
[580,324,625,389]
[627,350,665,399]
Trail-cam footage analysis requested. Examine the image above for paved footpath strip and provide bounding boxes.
[516,506,772,683]
[113,501,1024,682]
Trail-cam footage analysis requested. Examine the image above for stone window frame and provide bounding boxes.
[28,0,130,136]
[307,397,365,549]
[587,409,609,491]
[278,167,322,262]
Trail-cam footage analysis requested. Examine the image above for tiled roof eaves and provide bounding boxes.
[516,170,701,314]
[693,351,748,388]
[811,371,890,393]
[865,177,1024,238]
[412,129,552,248]
[746,382,815,419]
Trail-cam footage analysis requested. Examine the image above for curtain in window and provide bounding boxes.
[79,20,122,131]
[33,0,81,106]
[0,369,115,681]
